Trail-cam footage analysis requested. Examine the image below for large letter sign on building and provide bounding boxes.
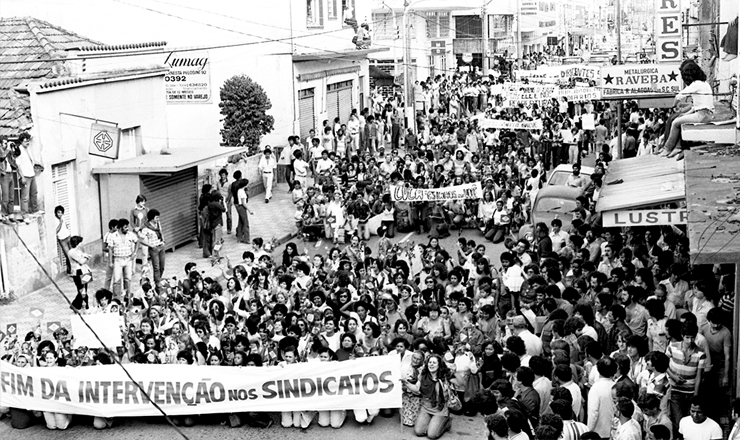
[655,0,682,63]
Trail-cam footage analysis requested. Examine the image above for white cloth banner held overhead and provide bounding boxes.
[70,314,122,349]
[479,119,543,130]
[391,182,483,202]
[0,356,402,417]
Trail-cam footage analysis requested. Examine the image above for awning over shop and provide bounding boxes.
[596,155,686,223]
[369,65,393,80]
[92,147,250,175]
[685,146,740,265]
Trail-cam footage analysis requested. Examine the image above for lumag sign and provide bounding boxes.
[164,51,212,104]
[0,357,401,417]
[600,64,682,99]
[602,209,688,227]
[391,182,482,202]
[655,0,682,63]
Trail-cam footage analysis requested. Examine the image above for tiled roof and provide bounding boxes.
[75,41,167,52]
[0,17,102,137]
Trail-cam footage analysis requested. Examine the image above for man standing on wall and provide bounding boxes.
[15,132,43,221]
[0,137,17,219]
[258,147,277,203]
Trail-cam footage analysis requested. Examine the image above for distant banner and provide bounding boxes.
[391,182,482,202]
[557,87,601,102]
[479,118,543,130]
[0,357,401,417]
[501,84,600,106]
[515,64,601,85]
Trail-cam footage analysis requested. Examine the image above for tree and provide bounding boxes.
[219,74,274,149]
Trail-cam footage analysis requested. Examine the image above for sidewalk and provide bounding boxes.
[0,183,299,341]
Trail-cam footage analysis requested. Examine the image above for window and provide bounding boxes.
[327,0,337,20]
[372,12,395,40]
[307,0,324,27]
[425,11,450,39]
[455,16,482,39]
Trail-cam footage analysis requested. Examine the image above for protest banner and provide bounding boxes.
[391,182,482,202]
[70,314,122,349]
[600,63,682,99]
[515,64,601,85]
[556,87,601,102]
[0,356,402,417]
[478,118,543,130]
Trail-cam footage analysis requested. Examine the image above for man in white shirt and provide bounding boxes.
[512,315,542,356]
[615,398,642,440]
[15,132,42,218]
[587,357,617,438]
[257,147,277,203]
[565,163,587,188]
[678,397,723,440]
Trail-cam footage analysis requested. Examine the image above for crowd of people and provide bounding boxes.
[1,58,736,440]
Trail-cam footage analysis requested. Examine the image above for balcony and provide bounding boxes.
[453,37,509,54]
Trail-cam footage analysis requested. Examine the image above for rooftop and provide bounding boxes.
[0,17,102,136]
[685,145,740,265]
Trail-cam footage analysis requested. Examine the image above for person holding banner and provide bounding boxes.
[404,353,454,439]
[40,349,73,430]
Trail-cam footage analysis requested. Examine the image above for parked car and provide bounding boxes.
[519,186,582,241]
[546,164,594,186]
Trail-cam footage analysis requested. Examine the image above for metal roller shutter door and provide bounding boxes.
[327,80,353,124]
[338,86,352,123]
[298,89,315,139]
[327,90,339,125]
[140,168,198,250]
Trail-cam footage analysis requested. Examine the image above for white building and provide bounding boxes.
[0,1,388,292]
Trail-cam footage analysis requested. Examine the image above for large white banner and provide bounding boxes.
[391,182,482,202]
[0,357,401,417]
[515,64,601,85]
[501,84,600,106]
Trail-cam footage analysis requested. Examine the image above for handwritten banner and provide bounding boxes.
[515,64,601,85]
[0,357,401,417]
[391,182,483,202]
[500,84,601,106]
[479,118,543,130]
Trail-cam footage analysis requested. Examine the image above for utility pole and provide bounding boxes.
[403,1,415,132]
[516,0,522,60]
[616,0,623,159]
[481,2,488,75]
[564,4,570,56]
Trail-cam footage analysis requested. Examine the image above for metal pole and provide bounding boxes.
[562,2,570,57]
[481,2,489,75]
[616,0,623,159]
[516,0,522,61]
[403,3,415,133]
[402,3,410,131]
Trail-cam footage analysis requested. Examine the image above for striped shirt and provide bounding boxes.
[561,420,588,440]
[667,344,705,394]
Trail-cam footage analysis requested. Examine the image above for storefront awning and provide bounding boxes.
[596,155,686,215]
[91,147,250,175]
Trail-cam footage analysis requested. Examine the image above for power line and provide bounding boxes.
[8,225,191,440]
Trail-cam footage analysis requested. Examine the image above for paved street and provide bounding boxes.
[0,410,486,439]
